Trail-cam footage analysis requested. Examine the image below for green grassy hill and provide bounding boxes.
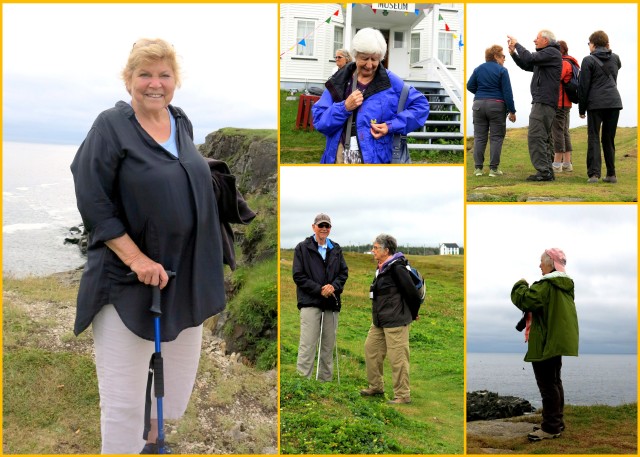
[466,126,637,202]
[279,250,464,454]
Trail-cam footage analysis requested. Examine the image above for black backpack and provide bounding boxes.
[561,57,580,104]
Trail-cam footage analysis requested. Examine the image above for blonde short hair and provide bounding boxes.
[121,38,181,92]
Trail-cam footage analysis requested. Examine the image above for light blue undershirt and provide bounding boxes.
[159,109,178,157]
[313,235,334,260]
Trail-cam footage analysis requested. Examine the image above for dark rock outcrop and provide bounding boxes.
[467,390,535,422]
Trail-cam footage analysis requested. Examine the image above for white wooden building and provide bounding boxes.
[280,3,463,108]
[439,243,460,255]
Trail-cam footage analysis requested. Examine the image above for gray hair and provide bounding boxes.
[374,233,397,255]
[336,48,352,63]
[351,28,387,61]
[539,29,556,42]
[541,252,555,271]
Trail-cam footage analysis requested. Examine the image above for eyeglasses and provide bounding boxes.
[335,56,344,60]
[317,223,331,229]
[372,245,385,251]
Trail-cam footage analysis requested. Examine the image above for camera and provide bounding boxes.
[515,315,527,332]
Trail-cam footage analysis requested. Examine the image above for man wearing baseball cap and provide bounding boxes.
[511,248,579,442]
[292,213,349,381]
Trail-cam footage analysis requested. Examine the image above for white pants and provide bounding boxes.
[93,305,202,454]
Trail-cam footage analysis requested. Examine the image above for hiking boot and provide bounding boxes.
[360,387,384,396]
[526,173,554,182]
[562,162,573,172]
[602,175,617,183]
[587,176,599,183]
[474,168,483,176]
[527,429,561,441]
[141,443,172,454]
[387,397,411,404]
[489,168,503,177]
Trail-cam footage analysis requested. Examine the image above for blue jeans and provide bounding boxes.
[472,99,507,169]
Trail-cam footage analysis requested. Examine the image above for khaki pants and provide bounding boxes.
[296,307,338,381]
[364,323,410,399]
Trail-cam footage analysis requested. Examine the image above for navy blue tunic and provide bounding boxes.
[71,101,225,341]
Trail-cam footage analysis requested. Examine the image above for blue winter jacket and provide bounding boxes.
[312,62,430,164]
[467,61,516,114]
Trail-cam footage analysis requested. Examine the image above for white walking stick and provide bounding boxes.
[334,310,340,384]
[315,311,325,381]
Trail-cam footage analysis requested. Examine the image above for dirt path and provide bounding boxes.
[4,275,277,454]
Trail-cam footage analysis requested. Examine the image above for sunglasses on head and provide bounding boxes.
[317,223,331,229]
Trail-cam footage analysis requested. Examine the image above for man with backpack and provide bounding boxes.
[361,234,423,404]
[507,30,563,182]
[293,213,349,381]
[552,40,580,174]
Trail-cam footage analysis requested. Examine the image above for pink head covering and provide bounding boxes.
[545,248,566,273]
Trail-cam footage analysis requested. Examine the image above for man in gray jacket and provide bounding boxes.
[508,30,562,181]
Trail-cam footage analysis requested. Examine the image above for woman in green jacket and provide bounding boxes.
[511,248,579,442]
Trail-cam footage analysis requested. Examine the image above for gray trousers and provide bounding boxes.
[528,103,556,174]
[472,99,507,169]
[296,307,338,381]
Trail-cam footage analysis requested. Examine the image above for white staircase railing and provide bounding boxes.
[411,57,463,112]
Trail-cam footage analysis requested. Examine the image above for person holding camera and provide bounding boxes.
[511,248,579,441]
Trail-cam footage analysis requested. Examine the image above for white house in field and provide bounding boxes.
[440,243,460,255]
[280,3,463,110]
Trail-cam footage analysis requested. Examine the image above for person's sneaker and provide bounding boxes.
[360,387,384,396]
[474,168,483,176]
[587,176,599,183]
[562,162,573,172]
[533,425,565,432]
[526,173,554,182]
[552,163,562,173]
[527,429,561,441]
[387,397,411,404]
[602,175,618,183]
[141,443,172,454]
[489,168,503,177]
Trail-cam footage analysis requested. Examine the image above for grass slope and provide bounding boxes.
[466,126,637,202]
[279,250,464,454]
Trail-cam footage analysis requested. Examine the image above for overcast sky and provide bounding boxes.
[280,166,463,249]
[3,4,277,146]
[467,204,637,355]
[465,3,638,136]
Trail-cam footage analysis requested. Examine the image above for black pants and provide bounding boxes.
[586,108,620,178]
[532,356,564,434]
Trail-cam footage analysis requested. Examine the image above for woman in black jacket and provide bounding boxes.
[360,234,421,404]
[578,30,623,183]
[71,39,226,454]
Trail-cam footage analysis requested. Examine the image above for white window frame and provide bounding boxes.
[333,25,344,57]
[438,32,454,66]
[410,32,421,65]
[296,19,315,57]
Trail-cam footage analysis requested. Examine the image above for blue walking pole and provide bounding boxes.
[143,270,175,454]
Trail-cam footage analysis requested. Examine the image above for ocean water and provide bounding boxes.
[467,352,637,408]
[3,141,85,277]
